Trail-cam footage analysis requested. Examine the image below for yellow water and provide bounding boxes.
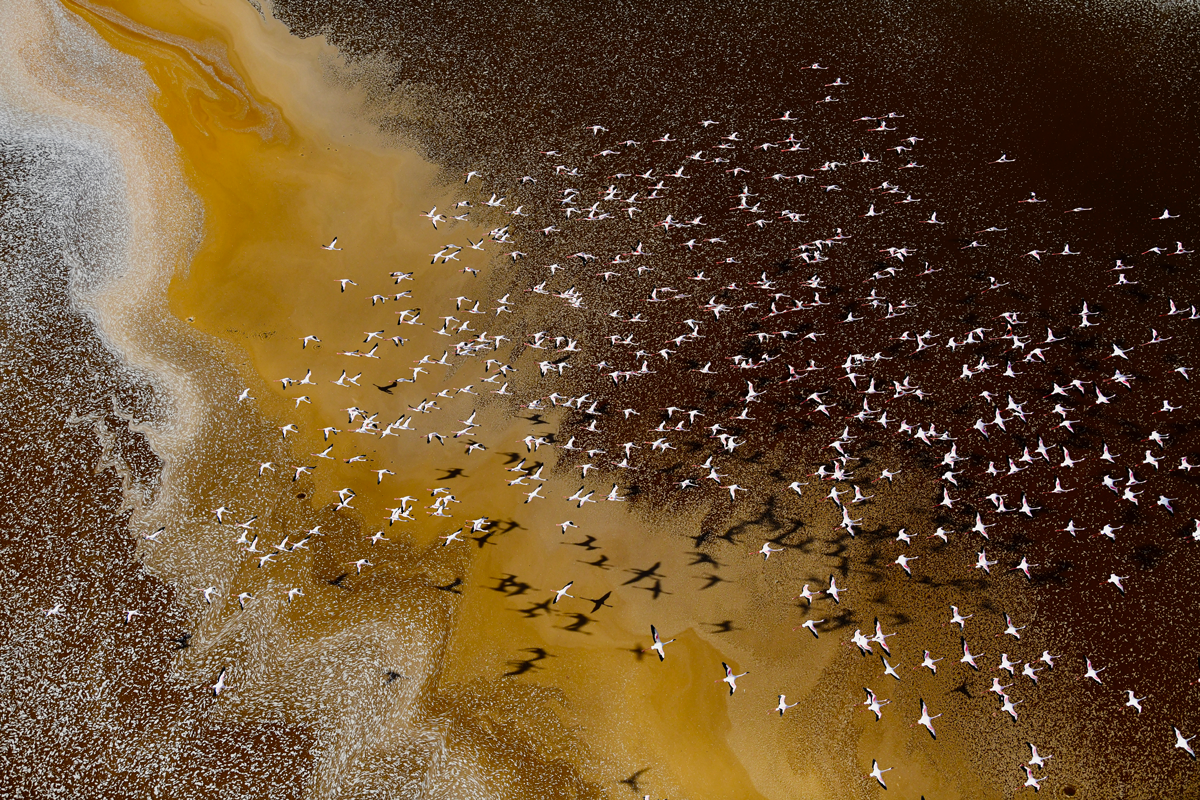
[11,0,1051,796]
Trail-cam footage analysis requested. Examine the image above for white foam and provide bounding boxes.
[0,0,210,507]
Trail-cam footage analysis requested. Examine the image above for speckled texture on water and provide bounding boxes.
[3,0,1200,798]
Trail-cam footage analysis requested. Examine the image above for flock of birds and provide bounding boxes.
[44,60,1200,796]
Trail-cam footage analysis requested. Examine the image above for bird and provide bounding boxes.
[1000,695,1023,721]
[212,667,228,696]
[826,575,843,603]
[1021,765,1043,792]
[863,687,890,720]
[799,619,824,638]
[869,759,891,788]
[1027,743,1052,769]
[914,699,941,738]
[719,662,749,694]
[950,605,973,629]
[1001,613,1026,639]
[771,695,799,716]
[960,638,980,670]
[758,542,784,559]
[321,237,342,251]
[644,625,676,661]
[553,582,574,603]
[796,584,822,605]
[1175,727,1196,759]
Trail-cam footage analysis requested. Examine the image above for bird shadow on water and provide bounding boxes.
[504,646,554,676]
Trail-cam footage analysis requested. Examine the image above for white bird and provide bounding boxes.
[826,575,843,603]
[1125,690,1144,713]
[1001,613,1026,639]
[1175,727,1196,758]
[863,687,890,720]
[950,605,973,628]
[645,625,676,661]
[321,237,342,251]
[553,582,574,603]
[1027,743,1052,769]
[771,694,799,716]
[212,667,228,696]
[796,584,822,604]
[758,542,783,559]
[720,662,749,694]
[1000,695,1022,721]
[915,698,941,738]
[960,638,980,670]
[869,759,891,789]
[1021,765,1043,792]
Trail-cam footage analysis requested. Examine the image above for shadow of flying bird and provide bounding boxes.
[490,573,533,596]
[637,579,671,600]
[559,613,595,633]
[620,768,651,794]
[566,535,601,551]
[519,598,554,618]
[623,561,665,585]
[582,591,613,613]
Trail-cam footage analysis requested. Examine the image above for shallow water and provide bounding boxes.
[3,1,1200,798]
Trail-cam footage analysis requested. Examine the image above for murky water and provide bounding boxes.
[3,1,1200,798]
